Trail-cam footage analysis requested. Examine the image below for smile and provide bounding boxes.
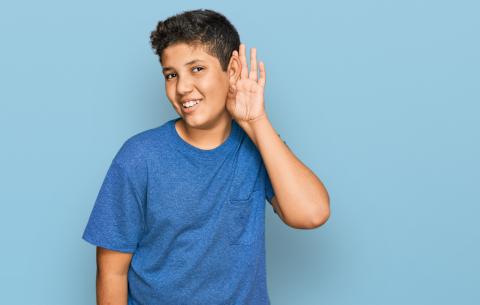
[181,99,202,113]
[182,99,201,108]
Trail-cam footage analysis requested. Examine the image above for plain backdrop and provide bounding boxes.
[0,1,479,304]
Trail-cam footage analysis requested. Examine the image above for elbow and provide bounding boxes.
[308,189,331,228]
[309,212,330,228]
[308,202,330,229]
[284,206,330,229]
[278,196,331,229]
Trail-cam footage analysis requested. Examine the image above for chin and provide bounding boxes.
[187,113,230,130]
[180,113,209,129]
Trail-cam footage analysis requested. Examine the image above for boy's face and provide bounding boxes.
[161,42,240,129]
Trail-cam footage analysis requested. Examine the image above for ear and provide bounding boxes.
[227,50,241,86]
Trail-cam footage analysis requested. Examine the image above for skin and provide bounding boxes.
[161,42,330,229]
[96,41,331,305]
[161,42,240,150]
[229,45,331,228]
[96,247,130,305]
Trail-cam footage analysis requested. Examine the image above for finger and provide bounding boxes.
[258,61,266,87]
[239,44,249,79]
[249,47,257,81]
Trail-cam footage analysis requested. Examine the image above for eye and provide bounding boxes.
[192,66,204,73]
[165,73,176,80]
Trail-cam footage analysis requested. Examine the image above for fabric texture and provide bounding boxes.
[82,117,276,305]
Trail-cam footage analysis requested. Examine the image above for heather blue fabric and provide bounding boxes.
[82,117,276,305]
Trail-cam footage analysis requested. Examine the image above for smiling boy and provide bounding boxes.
[82,8,330,305]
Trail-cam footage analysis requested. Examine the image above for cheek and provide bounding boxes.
[165,84,176,103]
[199,76,229,101]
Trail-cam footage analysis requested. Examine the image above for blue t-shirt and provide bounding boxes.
[82,117,276,305]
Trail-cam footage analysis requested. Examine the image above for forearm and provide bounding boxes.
[96,271,128,305]
[243,114,330,226]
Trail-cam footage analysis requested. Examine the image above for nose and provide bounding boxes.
[176,74,194,96]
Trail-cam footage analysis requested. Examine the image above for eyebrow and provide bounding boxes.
[162,59,205,73]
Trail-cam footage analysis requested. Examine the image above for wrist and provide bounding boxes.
[238,113,271,147]
[247,112,269,128]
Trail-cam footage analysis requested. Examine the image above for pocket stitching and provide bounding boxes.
[228,189,262,205]
[227,190,261,246]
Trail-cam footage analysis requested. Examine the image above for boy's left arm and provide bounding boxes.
[227,44,330,229]
[243,115,330,229]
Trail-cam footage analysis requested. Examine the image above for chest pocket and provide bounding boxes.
[225,136,264,246]
[227,189,263,246]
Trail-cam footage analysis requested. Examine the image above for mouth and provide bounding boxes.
[181,99,202,114]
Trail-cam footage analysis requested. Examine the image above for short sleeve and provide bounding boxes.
[82,160,146,253]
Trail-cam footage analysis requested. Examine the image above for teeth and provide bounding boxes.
[182,99,200,108]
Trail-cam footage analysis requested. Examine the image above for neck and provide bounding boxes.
[176,114,233,150]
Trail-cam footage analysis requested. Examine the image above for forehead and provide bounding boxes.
[161,43,219,71]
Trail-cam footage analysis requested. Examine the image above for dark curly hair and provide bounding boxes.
[150,9,241,72]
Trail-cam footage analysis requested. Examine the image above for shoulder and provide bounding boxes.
[112,120,172,170]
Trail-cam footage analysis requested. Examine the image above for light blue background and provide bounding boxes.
[1,1,478,304]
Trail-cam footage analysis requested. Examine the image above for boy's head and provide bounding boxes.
[150,9,242,129]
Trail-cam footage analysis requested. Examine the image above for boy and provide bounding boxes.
[82,8,330,305]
